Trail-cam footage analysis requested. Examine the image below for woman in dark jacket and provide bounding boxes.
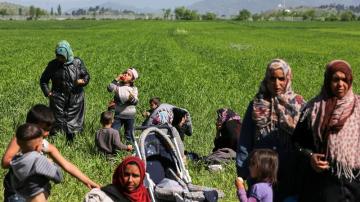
[293,60,360,202]
[236,59,305,201]
[40,40,90,141]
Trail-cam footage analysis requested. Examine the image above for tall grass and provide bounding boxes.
[0,20,359,201]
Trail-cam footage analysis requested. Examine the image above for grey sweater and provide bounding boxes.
[95,128,128,154]
[10,151,63,199]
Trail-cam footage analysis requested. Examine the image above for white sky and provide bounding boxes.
[2,0,202,10]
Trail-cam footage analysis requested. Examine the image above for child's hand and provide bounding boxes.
[142,111,150,118]
[85,181,101,189]
[128,92,135,100]
[116,74,124,81]
[108,100,116,109]
[235,177,245,189]
[127,145,133,151]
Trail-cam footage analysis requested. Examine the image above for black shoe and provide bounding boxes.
[66,133,75,143]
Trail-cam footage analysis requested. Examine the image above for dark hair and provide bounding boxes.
[101,111,113,125]
[26,104,54,130]
[249,149,278,184]
[172,108,187,126]
[149,97,161,106]
[16,123,43,141]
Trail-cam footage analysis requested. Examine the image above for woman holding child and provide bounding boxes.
[293,60,360,202]
[40,40,90,142]
[236,59,305,201]
[84,156,151,202]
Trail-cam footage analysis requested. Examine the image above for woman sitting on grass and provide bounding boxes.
[236,59,305,202]
[84,156,151,202]
[213,108,242,152]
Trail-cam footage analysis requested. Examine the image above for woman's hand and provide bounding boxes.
[48,92,53,97]
[76,79,85,85]
[310,153,329,172]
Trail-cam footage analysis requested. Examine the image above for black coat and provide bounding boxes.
[40,57,90,134]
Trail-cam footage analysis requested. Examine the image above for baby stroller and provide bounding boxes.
[133,125,224,202]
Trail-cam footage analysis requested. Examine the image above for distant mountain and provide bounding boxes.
[96,1,161,13]
[189,0,360,15]
[0,2,28,15]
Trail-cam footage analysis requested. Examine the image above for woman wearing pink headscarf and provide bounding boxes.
[293,60,360,202]
[84,156,150,202]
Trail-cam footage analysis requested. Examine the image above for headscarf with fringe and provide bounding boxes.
[252,59,305,137]
[308,60,360,180]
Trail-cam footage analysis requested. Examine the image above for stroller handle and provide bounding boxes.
[135,125,172,131]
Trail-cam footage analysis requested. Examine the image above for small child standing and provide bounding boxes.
[235,149,278,202]
[10,123,63,201]
[95,111,133,155]
[107,67,138,142]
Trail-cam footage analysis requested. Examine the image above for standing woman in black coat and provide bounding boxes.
[40,40,90,142]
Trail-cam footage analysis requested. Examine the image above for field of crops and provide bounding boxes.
[0,20,360,201]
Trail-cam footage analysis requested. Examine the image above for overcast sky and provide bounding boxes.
[2,0,202,10]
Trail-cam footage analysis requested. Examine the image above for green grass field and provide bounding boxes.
[1,20,360,201]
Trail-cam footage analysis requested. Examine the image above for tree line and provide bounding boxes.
[1,3,359,21]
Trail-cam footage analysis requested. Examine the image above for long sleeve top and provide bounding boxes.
[107,80,138,119]
[237,183,273,202]
[10,151,63,199]
[95,128,128,154]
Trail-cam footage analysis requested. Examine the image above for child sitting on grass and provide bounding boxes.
[235,149,278,202]
[107,67,139,143]
[2,104,99,202]
[10,123,63,201]
[142,97,161,118]
[95,111,133,155]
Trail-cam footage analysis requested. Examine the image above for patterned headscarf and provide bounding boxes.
[308,60,359,179]
[252,59,305,137]
[112,156,151,202]
[216,108,241,126]
[55,40,74,64]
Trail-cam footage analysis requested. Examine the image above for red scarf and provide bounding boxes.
[112,156,151,202]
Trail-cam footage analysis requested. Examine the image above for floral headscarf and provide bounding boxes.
[252,59,305,137]
[216,108,241,126]
[112,156,151,202]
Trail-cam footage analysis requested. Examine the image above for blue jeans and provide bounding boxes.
[112,118,134,143]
